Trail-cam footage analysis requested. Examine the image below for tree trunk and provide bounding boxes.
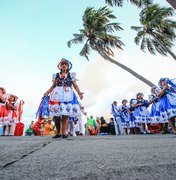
[98,51,155,87]
[166,0,176,9]
[108,57,155,87]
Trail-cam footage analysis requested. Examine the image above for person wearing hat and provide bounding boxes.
[128,98,140,134]
[118,99,129,135]
[0,87,8,135]
[44,58,84,138]
[5,94,18,135]
[133,93,151,134]
[155,78,176,134]
[111,101,123,135]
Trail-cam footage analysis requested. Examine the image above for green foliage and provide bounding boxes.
[67,6,124,60]
[131,3,176,58]
[105,0,153,7]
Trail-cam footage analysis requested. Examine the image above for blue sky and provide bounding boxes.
[0,0,175,126]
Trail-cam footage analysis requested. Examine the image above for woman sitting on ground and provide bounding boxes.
[100,118,109,135]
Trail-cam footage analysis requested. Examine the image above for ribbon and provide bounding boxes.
[17,100,25,122]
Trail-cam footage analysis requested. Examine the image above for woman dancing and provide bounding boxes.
[43,58,84,138]
[155,78,176,134]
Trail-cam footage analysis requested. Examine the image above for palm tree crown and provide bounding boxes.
[67,6,155,87]
[67,6,124,60]
[105,0,153,7]
[131,4,176,59]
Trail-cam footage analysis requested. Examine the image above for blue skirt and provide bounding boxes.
[134,106,151,124]
[158,95,176,121]
[120,112,129,129]
[150,101,167,123]
[129,112,140,128]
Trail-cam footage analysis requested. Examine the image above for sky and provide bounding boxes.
[0,0,175,127]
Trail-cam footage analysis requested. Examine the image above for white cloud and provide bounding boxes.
[78,49,176,120]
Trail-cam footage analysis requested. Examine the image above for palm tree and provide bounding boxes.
[131,4,176,60]
[105,0,153,7]
[105,0,176,9]
[67,6,155,87]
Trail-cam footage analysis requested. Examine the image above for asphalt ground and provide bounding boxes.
[0,135,176,180]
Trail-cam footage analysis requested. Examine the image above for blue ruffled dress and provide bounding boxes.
[119,105,129,129]
[134,99,151,124]
[37,72,81,121]
[155,87,176,121]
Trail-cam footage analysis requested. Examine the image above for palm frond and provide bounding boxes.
[67,33,86,47]
[131,26,143,32]
[105,23,123,33]
[152,39,168,56]
[140,36,147,52]
[79,41,91,61]
[134,31,145,45]
[146,37,156,55]
[105,0,123,7]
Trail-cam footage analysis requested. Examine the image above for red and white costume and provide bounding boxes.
[6,95,18,126]
[0,88,8,126]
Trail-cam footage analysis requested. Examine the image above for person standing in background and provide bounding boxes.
[111,101,123,135]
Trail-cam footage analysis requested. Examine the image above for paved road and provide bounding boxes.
[0,135,176,180]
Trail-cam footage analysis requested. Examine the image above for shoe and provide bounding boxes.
[62,134,68,139]
[52,134,62,139]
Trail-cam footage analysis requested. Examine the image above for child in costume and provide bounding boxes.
[86,115,97,135]
[134,93,151,134]
[0,87,8,135]
[6,94,18,135]
[39,58,84,138]
[149,86,161,123]
[128,98,140,134]
[119,99,129,135]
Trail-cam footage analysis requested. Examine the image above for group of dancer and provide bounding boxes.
[0,87,21,136]
[36,58,176,138]
[112,78,176,135]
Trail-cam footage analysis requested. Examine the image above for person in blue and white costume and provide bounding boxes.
[111,101,123,135]
[155,78,176,134]
[149,86,169,134]
[128,98,140,134]
[134,93,151,134]
[148,86,165,124]
[44,58,84,139]
[118,99,129,135]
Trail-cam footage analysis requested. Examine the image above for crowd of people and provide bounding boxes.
[30,58,176,138]
[1,58,176,138]
[110,78,176,135]
[0,87,24,136]
[25,115,115,137]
